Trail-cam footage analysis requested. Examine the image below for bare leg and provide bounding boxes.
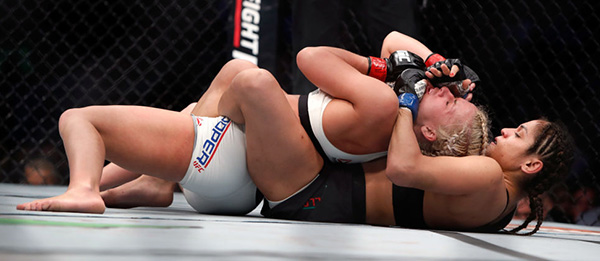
[17,105,194,213]
[99,164,141,191]
[98,104,197,207]
[191,59,259,116]
[219,68,323,201]
[98,103,198,191]
[101,175,177,208]
[99,59,259,208]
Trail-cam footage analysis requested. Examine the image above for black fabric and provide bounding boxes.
[260,162,366,224]
[392,186,427,229]
[392,186,516,233]
[298,94,327,160]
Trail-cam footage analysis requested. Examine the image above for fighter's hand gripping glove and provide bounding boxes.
[426,56,481,98]
[395,68,427,120]
[425,53,446,68]
[393,68,428,100]
[367,50,425,82]
[398,93,419,121]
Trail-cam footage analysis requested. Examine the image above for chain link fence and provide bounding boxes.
[420,1,599,225]
[1,0,232,184]
[1,0,598,225]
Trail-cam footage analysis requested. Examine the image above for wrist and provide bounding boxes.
[398,93,419,121]
[425,53,445,67]
[367,56,388,82]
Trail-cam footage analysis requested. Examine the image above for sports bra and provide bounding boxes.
[298,90,387,163]
[392,186,516,232]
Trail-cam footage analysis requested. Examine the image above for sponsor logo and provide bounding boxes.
[303,197,321,210]
[193,117,232,173]
[395,50,412,63]
[232,0,260,65]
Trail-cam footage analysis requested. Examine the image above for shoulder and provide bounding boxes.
[412,155,505,195]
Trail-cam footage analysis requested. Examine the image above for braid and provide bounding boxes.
[507,185,547,235]
[470,107,491,155]
[421,106,490,157]
[506,120,575,235]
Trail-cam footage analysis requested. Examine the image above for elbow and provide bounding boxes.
[385,156,418,187]
[383,31,401,43]
[296,46,320,72]
[381,31,402,56]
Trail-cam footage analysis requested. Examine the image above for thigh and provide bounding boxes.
[192,59,258,117]
[85,105,194,182]
[226,70,324,201]
[100,103,197,189]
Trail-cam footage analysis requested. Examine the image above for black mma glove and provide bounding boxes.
[394,68,428,120]
[367,50,425,82]
[394,68,428,100]
[426,57,481,98]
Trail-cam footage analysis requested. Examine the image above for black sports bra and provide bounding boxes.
[392,186,516,232]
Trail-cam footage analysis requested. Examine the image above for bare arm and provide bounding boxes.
[381,31,433,60]
[386,108,503,195]
[296,46,398,123]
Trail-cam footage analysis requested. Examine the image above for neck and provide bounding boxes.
[503,170,527,200]
[413,123,429,146]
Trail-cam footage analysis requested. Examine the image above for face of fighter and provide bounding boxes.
[485,120,546,171]
[416,86,477,131]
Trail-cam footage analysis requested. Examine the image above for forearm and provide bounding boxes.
[297,46,369,77]
[386,108,423,186]
[381,31,432,60]
[296,46,391,100]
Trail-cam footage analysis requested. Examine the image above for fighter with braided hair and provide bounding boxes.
[20,30,534,234]
[16,31,486,216]
[504,119,575,235]
[103,32,570,234]
[208,58,571,233]
[386,109,575,234]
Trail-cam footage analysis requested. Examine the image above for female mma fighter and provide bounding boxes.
[220,65,573,235]
[16,32,485,217]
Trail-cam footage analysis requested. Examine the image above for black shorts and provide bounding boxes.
[260,162,366,224]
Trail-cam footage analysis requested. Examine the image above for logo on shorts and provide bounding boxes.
[303,197,321,210]
[336,158,352,164]
[192,117,231,173]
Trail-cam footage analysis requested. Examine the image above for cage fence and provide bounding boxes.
[1,0,598,226]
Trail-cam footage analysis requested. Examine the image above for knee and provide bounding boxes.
[58,107,94,133]
[230,68,277,97]
[58,108,82,133]
[222,59,258,74]
[296,47,319,70]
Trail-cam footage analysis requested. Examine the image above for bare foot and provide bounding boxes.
[100,175,176,208]
[17,188,106,214]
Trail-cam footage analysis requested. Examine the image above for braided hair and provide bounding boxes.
[507,119,575,235]
[421,105,490,157]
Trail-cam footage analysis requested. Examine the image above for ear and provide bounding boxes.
[420,125,437,142]
[521,159,543,175]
